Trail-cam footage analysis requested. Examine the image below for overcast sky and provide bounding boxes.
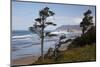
[12,1,96,30]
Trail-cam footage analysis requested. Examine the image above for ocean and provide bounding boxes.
[11,30,81,60]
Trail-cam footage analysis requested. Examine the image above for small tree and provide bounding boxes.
[29,7,56,62]
[54,35,66,61]
[80,9,93,35]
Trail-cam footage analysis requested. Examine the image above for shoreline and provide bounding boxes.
[11,56,38,66]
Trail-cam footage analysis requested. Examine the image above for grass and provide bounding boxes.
[34,44,96,64]
[58,44,96,63]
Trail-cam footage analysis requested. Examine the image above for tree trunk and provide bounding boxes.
[41,27,44,62]
[41,18,45,62]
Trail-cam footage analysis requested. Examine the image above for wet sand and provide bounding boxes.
[11,56,38,66]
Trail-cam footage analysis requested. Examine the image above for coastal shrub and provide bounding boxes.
[68,26,96,48]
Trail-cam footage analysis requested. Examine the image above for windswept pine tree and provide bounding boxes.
[80,9,94,35]
[29,7,56,62]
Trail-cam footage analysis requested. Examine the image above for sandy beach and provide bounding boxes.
[11,56,38,66]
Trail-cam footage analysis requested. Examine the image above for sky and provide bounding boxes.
[12,0,96,30]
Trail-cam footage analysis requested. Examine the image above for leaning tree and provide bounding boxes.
[80,9,94,35]
[29,7,56,62]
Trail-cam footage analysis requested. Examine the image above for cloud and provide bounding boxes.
[47,16,82,25]
[73,17,82,24]
[45,16,82,30]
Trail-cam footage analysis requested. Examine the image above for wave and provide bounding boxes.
[12,37,33,42]
[12,34,40,44]
[12,34,32,39]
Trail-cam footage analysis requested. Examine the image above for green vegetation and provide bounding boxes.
[68,26,96,48]
[57,44,96,63]
[33,44,96,64]
[80,9,93,35]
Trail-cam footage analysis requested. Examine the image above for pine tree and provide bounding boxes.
[29,7,56,62]
[80,9,93,35]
